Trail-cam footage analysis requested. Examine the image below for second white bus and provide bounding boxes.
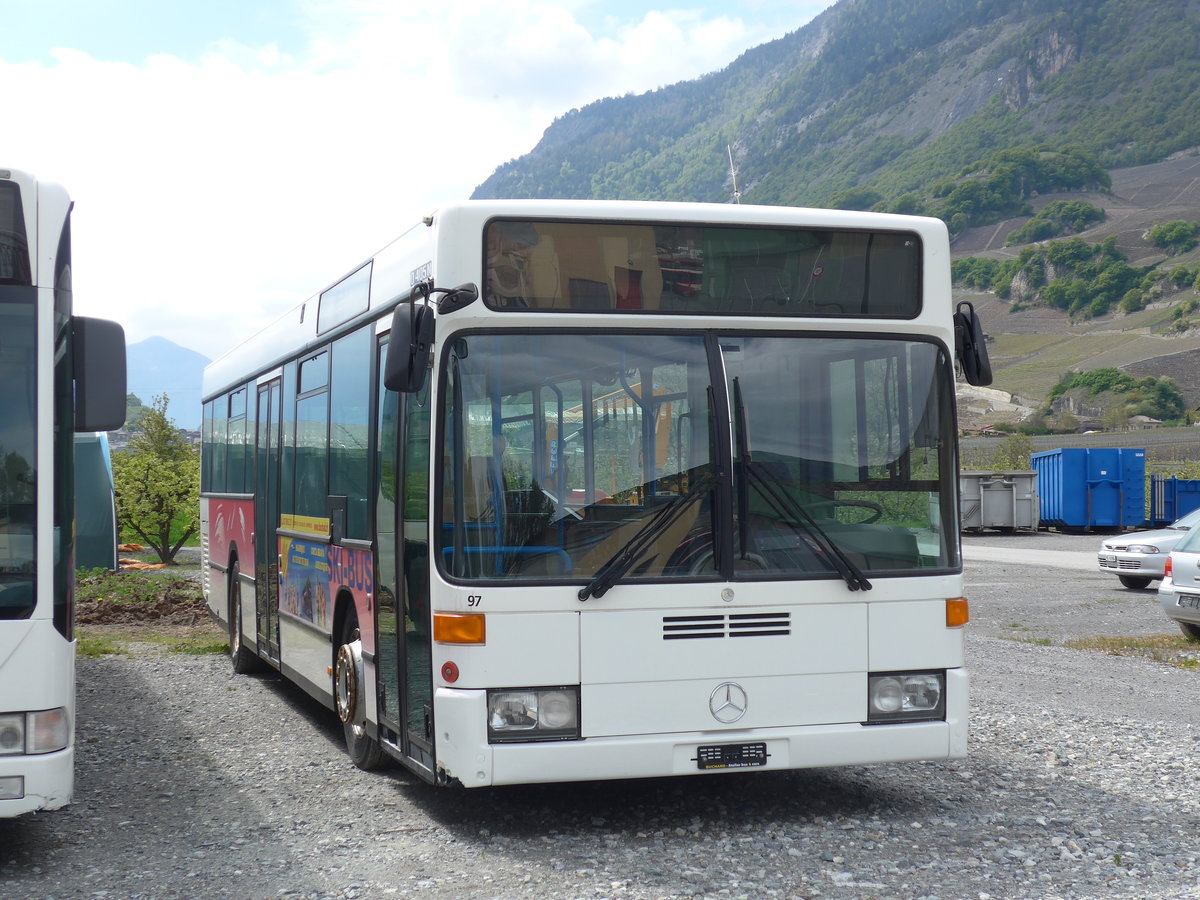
[0,168,126,817]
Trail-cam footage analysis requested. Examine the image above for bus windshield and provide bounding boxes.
[0,287,37,619]
[439,331,956,585]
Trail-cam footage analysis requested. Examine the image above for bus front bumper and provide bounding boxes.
[0,747,73,817]
[435,668,967,788]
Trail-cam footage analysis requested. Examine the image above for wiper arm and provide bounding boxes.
[729,376,869,592]
[743,461,872,591]
[577,473,711,601]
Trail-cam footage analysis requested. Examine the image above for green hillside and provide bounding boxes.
[473,0,1200,422]
[473,0,1200,212]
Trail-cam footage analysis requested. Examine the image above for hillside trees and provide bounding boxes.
[1146,220,1200,255]
[1005,200,1106,245]
[952,236,1150,318]
[112,395,199,564]
[1048,368,1185,422]
[922,146,1110,233]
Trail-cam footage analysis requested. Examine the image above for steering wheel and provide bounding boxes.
[805,498,884,524]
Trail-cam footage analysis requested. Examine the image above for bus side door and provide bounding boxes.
[255,379,282,663]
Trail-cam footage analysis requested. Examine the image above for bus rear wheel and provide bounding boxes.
[335,614,387,771]
[228,561,262,674]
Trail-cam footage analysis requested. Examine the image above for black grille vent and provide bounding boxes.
[662,612,790,640]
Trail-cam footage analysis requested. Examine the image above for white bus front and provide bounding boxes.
[421,325,965,786]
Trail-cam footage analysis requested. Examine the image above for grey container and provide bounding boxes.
[960,470,1040,532]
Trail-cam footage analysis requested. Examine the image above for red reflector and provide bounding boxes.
[441,661,459,683]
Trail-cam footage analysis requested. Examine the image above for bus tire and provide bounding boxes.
[228,560,262,674]
[335,614,387,771]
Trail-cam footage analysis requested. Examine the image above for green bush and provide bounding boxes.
[1146,221,1200,255]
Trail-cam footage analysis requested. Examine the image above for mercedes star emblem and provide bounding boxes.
[709,682,748,724]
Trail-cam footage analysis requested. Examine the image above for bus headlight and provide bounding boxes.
[0,714,23,755]
[488,687,580,743]
[866,672,945,723]
[0,708,69,755]
[27,708,70,754]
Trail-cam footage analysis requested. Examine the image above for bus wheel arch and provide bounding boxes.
[333,593,387,770]
[227,551,262,673]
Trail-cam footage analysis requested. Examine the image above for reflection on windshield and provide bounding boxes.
[0,288,37,619]
[438,332,955,586]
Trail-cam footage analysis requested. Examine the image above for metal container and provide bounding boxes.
[1031,448,1145,530]
[1148,474,1200,526]
[959,471,1040,532]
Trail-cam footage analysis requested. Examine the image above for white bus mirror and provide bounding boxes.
[383,303,434,393]
[73,316,127,432]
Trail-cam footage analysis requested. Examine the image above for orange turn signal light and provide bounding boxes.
[434,612,486,644]
[946,597,969,628]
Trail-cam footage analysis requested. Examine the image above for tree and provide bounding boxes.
[125,393,147,431]
[1146,220,1200,255]
[989,433,1034,471]
[112,395,199,564]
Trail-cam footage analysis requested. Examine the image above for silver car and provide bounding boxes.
[1157,523,1200,641]
[1097,506,1200,589]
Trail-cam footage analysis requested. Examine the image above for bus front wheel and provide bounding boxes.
[335,614,387,771]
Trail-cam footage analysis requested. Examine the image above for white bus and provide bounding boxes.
[201,200,991,787]
[0,168,126,816]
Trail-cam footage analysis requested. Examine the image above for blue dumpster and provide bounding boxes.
[1030,448,1145,530]
[1148,475,1200,526]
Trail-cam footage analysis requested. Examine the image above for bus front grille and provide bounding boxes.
[662,612,791,640]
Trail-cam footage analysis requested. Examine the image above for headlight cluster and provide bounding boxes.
[866,672,945,724]
[1126,544,1159,554]
[0,708,70,755]
[487,687,580,743]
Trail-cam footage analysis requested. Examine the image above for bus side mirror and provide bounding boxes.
[954,301,993,387]
[73,316,127,432]
[383,303,434,393]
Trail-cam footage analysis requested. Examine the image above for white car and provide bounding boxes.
[1097,507,1200,589]
[1157,524,1200,641]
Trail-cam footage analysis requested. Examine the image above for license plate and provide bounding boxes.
[1177,593,1200,610]
[1100,554,1117,566]
[695,742,768,770]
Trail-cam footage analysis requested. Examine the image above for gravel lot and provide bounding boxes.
[3,532,1199,900]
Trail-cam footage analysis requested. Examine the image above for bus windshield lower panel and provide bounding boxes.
[0,286,37,619]
[439,332,956,585]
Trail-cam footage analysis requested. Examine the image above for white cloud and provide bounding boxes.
[3,2,818,360]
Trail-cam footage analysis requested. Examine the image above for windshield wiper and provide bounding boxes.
[577,472,712,601]
[743,462,873,591]
[731,377,871,592]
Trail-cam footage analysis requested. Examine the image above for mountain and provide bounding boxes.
[473,0,1200,428]
[473,0,1200,211]
[126,337,210,431]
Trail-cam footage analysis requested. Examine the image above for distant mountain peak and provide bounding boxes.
[126,336,210,430]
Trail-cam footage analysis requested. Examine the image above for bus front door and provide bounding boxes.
[375,342,434,775]
[255,380,282,664]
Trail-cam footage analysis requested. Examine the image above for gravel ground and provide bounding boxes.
[3,534,1199,900]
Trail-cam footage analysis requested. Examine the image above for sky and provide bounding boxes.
[4,0,832,362]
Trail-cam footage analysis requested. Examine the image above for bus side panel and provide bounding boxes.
[204,497,255,626]
[209,498,255,573]
[277,541,375,707]
[0,620,75,815]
